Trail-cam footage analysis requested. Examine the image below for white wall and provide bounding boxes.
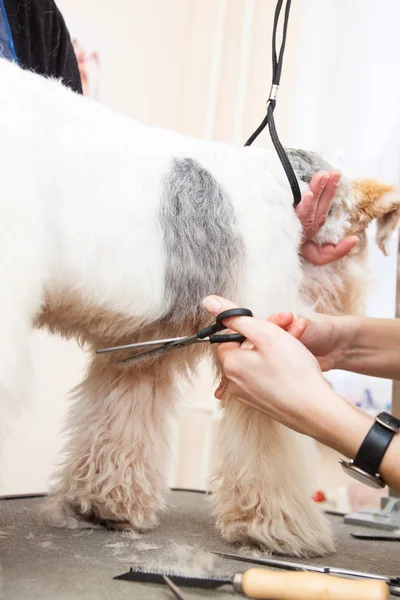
[1,334,82,494]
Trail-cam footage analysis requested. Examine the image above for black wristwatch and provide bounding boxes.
[339,412,400,489]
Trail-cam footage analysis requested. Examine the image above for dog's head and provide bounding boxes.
[287,149,400,315]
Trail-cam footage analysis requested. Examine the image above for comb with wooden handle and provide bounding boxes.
[115,566,390,599]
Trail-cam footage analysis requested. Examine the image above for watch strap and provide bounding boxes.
[353,412,400,476]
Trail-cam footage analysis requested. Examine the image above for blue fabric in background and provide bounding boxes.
[0,0,17,61]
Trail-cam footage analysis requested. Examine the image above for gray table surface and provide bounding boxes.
[1,491,399,599]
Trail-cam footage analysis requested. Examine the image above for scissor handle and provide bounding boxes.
[216,308,253,328]
[209,333,246,344]
[198,308,253,339]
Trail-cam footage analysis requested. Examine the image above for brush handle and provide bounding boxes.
[235,568,389,600]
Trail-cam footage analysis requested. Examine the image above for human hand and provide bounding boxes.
[286,312,352,372]
[261,311,356,372]
[203,295,339,439]
[296,171,359,266]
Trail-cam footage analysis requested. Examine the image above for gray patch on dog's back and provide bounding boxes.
[286,148,334,183]
[160,158,244,321]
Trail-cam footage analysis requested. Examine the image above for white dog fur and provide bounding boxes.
[1,58,400,557]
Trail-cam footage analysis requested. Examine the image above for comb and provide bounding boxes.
[114,566,391,599]
[114,567,231,589]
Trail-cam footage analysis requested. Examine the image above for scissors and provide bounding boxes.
[96,308,253,365]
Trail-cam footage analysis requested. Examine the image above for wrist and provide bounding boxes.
[309,384,373,457]
[340,412,400,489]
[331,316,361,371]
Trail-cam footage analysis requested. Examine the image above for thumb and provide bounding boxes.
[202,295,238,316]
[203,295,267,347]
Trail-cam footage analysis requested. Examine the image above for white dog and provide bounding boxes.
[1,58,399,557]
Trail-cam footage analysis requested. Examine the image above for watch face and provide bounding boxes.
[339,460,385,489]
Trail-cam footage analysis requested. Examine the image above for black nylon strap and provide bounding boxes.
[245,0,301,208]
[353,412,400,475]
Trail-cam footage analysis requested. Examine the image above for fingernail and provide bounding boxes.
[203,296,222,315]
[333,173,341,184]
[320,176,329,188]
[215,384,222,398]
[304,192,313,205]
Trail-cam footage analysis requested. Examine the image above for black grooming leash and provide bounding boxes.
[245,0,301,209]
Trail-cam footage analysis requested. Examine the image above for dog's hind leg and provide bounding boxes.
[213,399,334,557]
[42,360,177,530]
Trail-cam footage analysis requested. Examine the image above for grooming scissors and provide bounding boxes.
[96,308,253,364]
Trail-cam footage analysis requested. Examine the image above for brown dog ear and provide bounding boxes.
[353,179,400,255]
[375,192,400,255]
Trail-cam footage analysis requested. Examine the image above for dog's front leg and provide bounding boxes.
[42,360,176,531]
[213,397,334,557]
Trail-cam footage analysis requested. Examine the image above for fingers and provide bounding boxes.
[295,190,313,224]
[329,236,360,261]
[218,313,298,357]
[215,376,228,399]
[311,171,341,235]
[296,189,319,239]
[268,313,308,339]
[203,296,257,365]
[297,171,329,239]
[297,171,341,242]
[308,170,330,197]
[203,295,267,346]
[202,295,235,315]
[302,235,359,266]
[203,297,306,349]
[287,317,308,339]
[216,339,244,365]
[203,296,247,351]
[267,312,295,329]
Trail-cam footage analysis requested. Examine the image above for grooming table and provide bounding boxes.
[1,491,399,599]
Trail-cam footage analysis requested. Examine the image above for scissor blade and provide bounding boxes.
[212,552,326,573]
[96,336,188,354]
[116,335,205,365]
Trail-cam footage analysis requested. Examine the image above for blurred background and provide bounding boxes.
[1,0,400,512]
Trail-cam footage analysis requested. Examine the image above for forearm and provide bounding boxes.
[313,386,400,493]
[335,317,400,380]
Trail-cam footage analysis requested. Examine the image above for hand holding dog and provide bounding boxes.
[297,171,359,265]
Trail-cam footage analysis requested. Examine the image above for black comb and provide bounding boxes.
[114,567,231,590]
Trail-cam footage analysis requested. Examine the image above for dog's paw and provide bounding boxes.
[216,500,334,557]
[39,494,100,529]
[40,492,160,532]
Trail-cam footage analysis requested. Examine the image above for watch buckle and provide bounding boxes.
[376,415,400,433]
